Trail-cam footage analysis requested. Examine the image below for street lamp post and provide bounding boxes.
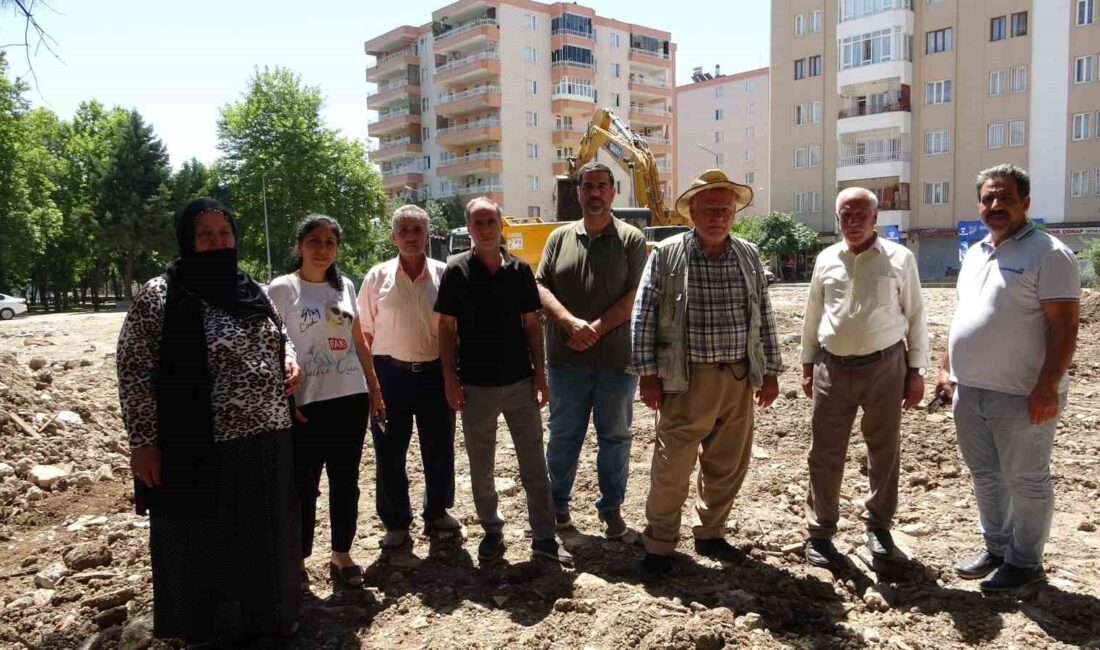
[696,143,721,168]
[261,172,272,283]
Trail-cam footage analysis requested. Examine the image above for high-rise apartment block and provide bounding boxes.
[675,66,771,215]
[365,0,676,219]
[771,0,1100,276]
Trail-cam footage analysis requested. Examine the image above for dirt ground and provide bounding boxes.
[0,286,1098,649]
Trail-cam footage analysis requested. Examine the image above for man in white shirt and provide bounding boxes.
[800,187,928,569]
[358,205,460,550]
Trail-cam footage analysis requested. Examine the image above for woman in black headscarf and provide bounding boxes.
[117,198,302,644]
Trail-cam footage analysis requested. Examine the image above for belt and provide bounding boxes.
[824,342,902,367]
[379,356,441,373]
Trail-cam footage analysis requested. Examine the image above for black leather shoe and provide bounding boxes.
[694,537,747,564]
[865,528,895,558]
[805,538,844,568]
[980,563,1045,592]
[954,550,1004,579]
[477,532,505,561]
[635,553,674,582]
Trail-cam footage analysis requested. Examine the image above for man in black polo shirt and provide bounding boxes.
[435,197,571,565]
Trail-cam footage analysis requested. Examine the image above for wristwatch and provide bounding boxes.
[909,367,926,377]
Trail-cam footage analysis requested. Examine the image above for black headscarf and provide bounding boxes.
[136,198,282,518]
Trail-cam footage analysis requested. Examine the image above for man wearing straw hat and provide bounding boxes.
[630,169,783,580]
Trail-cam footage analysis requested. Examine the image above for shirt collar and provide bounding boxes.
[980,220,1037,251]
[572,217,618,240]
[689,230,734,259]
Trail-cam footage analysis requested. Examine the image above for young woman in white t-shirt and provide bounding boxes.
[268,214,384,589]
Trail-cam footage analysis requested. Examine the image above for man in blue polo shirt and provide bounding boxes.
[936,164,1080,592]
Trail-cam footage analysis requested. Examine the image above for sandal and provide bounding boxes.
[329,562,364,588]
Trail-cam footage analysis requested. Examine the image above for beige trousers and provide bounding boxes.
[643,362,755,555]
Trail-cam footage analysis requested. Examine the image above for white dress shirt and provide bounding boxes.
[801,235,928,368]
[357,256,447,362]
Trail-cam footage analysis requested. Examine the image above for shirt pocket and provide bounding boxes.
[875,275,896,306]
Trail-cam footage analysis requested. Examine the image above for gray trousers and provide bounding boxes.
[461,378,555,541]
[805,342,905,538]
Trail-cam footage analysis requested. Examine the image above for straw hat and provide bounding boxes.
[675,169,754,218]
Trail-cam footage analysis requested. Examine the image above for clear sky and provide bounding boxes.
[0,0,769,168]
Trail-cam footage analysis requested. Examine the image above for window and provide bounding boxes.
[422,126,430,141]
[611,63,620,78]
[528,206,541,217]
[746,80,756,92]
[746,103,755,115]
[1073,112,1092,140]
[840,27,911,70]
[556,146,574,160]
[990,16,1006,42]
[795,14,805,36]
[793,147,808,169]
[923,181,950,205]
[987,122,1005,149]
[1071,170,1089,197]
[811,10,822,32]
[989,69,1005,96]
[423,155,431,169]
[1077,0,1094,26]
[1097,110,1100,137]
[926,28,952,54]
[610,32,620,47]
[526,13,537,30]
[715,85,724,98]
[525,111,538,127]
[1010,66,1027,93]
[812,101,822,123]
[809,55,822,77]
[1095,168,1100,195]
[523,47,537,63]
[793,191,821,213]
[715,153,724,165]
[745,172,755,184]
[927,0,943,3]
[810,145,821,167]
[526,79,537,95]
[745,126,755,139]
[611,92,621,107]
[422,97,429,111]
[715,108,725,120]
[1009,120,1025,146]
[795,104,806,125]
[527,143,539,158]
[1011,11,1027,37]
[526,175,539,190]
[794,59,805,80]
[923,129,950,155]
[745,149,754,162]
[925,79,952,104]
[1074,56,1093,84]
[715,130,724,143]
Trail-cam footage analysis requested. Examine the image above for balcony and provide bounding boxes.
[837,100,911,135]
[551,59,596,81]
[553,160,571,175]
[838,60,912,94]
[365,47,419,83]
[380,166,424,191]
[641,134,672,152]
[435,85,502,116]
[367,79,419,109]
[629,47,672,71]
[551,83,596,114]
[629,104,672,126]
[437,182,504,201]
[836,149,911,183]
[837,4,913,40]
[552,125,586,145]
[372,136,423,162]
[432,18,498,53]
[628,75,672,98]
[438,151,503,176]
[437,118,502,147]
[368,107,422,136]
[434,50,500,86]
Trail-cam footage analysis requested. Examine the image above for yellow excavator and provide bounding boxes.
[444,107,691,267]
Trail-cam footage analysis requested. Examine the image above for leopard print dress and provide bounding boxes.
[116,275,295,448]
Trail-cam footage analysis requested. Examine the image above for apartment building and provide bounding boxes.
[771,0,1100,277]
[365,0,676,220]
[675,66,771,216]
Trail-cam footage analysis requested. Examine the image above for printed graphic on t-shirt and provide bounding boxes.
[301,300,360,379]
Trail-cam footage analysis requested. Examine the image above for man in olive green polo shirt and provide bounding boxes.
[536,161,648,541]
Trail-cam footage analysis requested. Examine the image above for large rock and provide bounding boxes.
[63,543,113,571]
[0,462,14,479]
[81,587,135,611]
[28,356,48,370]
[118,616,154,650]
[29,464,70,490]
[56,410,85,427]
[572,572,610,596]
[93,605,128,628]
[34,561,68,589]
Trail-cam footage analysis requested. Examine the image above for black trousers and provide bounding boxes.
[373,356,456,531]
[292,392,369,557]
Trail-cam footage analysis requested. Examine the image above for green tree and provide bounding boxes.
[216,66,387,281]
[97,109,173,300]
[732,211,819,280]
[0,51,32,292]
[1084,238,1100,287]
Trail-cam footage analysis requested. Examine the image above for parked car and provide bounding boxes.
[763,266,777,285]
[0,293,28,320]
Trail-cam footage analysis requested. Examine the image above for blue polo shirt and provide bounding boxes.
[948,221,1081,396]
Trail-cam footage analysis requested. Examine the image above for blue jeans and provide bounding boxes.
[953,384,1065,569]
[546,365,637,514]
